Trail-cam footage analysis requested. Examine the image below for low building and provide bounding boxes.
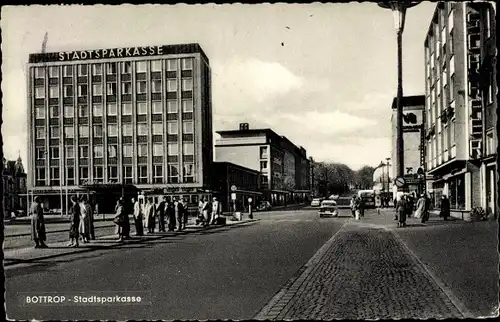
[3,156,27,214]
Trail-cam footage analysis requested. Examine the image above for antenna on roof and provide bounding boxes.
[41,32,48,53]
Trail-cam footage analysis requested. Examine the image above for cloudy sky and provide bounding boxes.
[1,2,436,170]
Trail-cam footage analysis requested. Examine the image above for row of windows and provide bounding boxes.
[34,58,194,79]
[35,100,193,118]
[35,121,194,139]
[35,142,194,159]
[34,78,193,99]
[35,163,195,186]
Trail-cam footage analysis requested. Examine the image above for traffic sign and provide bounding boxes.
[231,193,237,200]
[231,185,237,192]
[248,197,253,203]
[417,167,424,175]
[395,176,406,188]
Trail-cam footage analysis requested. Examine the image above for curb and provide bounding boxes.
[4,219,258,268]
[5,223,116,238]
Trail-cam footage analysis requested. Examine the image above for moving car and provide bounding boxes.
[256,201,272,211]
[310,198,323,207]
[319,200,338,218]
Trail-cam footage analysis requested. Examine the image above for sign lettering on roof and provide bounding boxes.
[57,46,164,62]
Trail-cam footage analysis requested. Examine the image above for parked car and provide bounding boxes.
[310,198,323,207]
[257,201,272,211]
[319,200,338,218]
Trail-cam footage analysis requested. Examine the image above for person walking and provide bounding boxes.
[144,197,156,234]
[157,196,167,232]
[396,194,408,228]
[79,196,91,243]
[210,197,222,225]
[440,194,451,221]
[114,198,126,242]
[181,198,189,228]
[30,196,48,249]
[132,197,144,236]
[349,195,357,218]
[422,193,431,223]
[84,197,95,240]
[202,197,211,227]
[68,195,80,247]
[120,197,131,239]
[414,194,426,221]
[175,197,185,231]
[166,199,176,231]
[358,196,365,217]
[197,197,206,226]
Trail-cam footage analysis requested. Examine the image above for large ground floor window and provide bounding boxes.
[447,173,465,210]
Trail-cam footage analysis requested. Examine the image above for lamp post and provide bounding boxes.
[378,1,420,188]
[385,157,391,193]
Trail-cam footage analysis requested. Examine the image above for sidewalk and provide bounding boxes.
[4,216,258,269]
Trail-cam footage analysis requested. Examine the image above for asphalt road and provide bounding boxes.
[5,208,349,320]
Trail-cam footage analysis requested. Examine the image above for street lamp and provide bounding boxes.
[378,1,420,188]
[385,157,391,193]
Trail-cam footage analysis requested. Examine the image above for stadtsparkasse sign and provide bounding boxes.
[28,43,209,64]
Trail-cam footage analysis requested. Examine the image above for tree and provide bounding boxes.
[355,166,375,190]
[312,162,356,197]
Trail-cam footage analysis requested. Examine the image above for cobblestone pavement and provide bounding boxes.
[255,220,464,320]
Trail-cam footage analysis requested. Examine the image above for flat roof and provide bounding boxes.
[391,95,425,110]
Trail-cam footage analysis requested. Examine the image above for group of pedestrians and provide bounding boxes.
[349,195,365,220]
[196,197,222,227]
[395,193,450,227]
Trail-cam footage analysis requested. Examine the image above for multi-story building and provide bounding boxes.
[423,2,497,217]
[214,124,311,206]
[2,156,27,214]
[27,43,213,213]
[390,95,426,197]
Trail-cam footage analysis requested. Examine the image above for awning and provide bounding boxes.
[232,189,263,195]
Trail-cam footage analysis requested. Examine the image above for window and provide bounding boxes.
[181,58,193,70]
[136,61,147,73]
[50,167,60,185]
[106,82,117,95]
[123,144,133,157]
[36,168,46,186]
[35,107,45,119]
[36,148,45,160]
[93,166,104,181]
[260,146,268,158]
[122,82,132,94]
[137,102,147,115]
[152,102,162,114]
[92,84,102,96]
[79,146,89,158]
[167,59,177,71]
[107,102,117,116]
[182,121,193,134]
[121,61,131,74]
[49,125,59,139]
[78,84,88,97]
[123,123,133,136]
[35,67,45,78]
[35,87,45,99]
[78,65,88,76]
[138,144,148,157]
[138,166,148,184]
[168,164,179,183]
[64,126,74,138]
[153,165,163,183]
[66,167,75,185]
[138,123,148,136]
[63,65,73,77]
[49,66,59,78]
[136,81,147,94]
[49,86,59,98]
[167,100,178,113]
[167,143,178,155]
[49,106,59,118]
[153,143,163,156]
[79,125,89,138]
[260,161,268,170]
[183,142,194,155]
[151,60,162,72]
[183,163,194,182]
[152,123,163,135]
[66,146,74,159]
[93,125,103,137]
[64,85,74,97]
[78,104,88,117]
[93,145,104,158]
[36,127,46,139]
[182,100,193,112]
[123,166,133,183]
[151,79,162,93]
[92,103,103,117]
[261,175,269,185]
[107,62,117,75]
[108,166,118,180]
[167,79,177,92]
[92,64,102,75]
[122,103,132,115]
[182,78,193,91]
[108,145,117,158]
[107,124,118,137]
[79,167,89,182]
[50,146,60,159]
[167,122,178,134]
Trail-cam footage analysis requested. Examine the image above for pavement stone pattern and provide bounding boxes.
[255,220,464,320]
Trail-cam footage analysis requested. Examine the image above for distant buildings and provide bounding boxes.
[215,123,311,206]
[423,2,497,216]
[2,156,27,213]
[27,43,213,213]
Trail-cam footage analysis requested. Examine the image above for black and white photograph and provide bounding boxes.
[1,1,498,320]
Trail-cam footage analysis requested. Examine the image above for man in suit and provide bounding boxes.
[157,196,167,232]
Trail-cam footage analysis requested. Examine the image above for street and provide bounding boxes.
[5,208,499,320]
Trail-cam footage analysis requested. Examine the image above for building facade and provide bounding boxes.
[214,124,311,206]
[27,43,213,213]
[2,157,27,214]
[391,95,426,197]
[423,2,497,216]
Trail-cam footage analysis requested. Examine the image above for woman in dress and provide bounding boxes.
[30,196,48,249]
[79,196,91,243]
[145,197,156,234]
[114,198,125,242]
[68,195,80,247]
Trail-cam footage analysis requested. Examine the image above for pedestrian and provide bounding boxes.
[114,198,125,242]
[440,194,451,221]
[396,194,408,228]
[166,199,176,231]
[210,197,222,225]
[84,197,95,240]
[144,197,156,234]
[157,196,167,232]
[175,197,185,231]
[414,194,425,220]
[79,196,91,243]
[197,197,206,225]
[422,193,431,223]
[349,195,357,218]
[68,195,80,247]
[181,198,189,228]
[132,197,144,236]
[358,196,365,217]
[202,197,211,227]
[30,196,48,249]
